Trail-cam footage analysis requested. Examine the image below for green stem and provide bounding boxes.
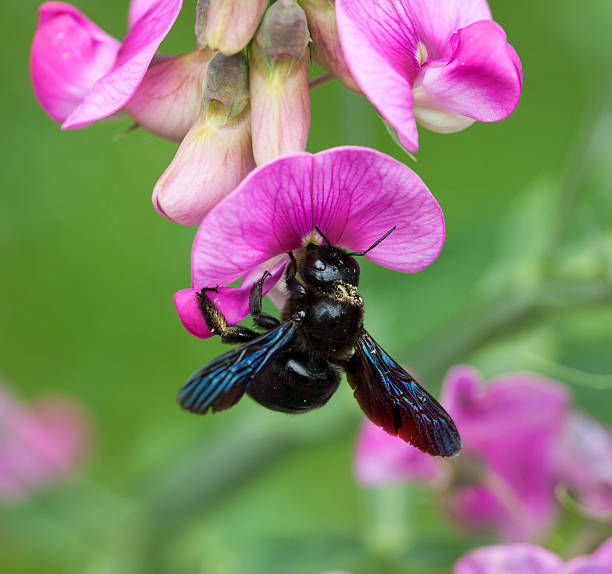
[309,71,335,90]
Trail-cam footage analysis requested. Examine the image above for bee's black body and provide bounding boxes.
[179,233,462,458]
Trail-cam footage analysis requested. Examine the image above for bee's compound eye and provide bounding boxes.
[312,259,326,271]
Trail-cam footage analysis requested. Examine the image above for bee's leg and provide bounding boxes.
[197,288,258,344]
[249,271,281,330]
[285,251,307,297]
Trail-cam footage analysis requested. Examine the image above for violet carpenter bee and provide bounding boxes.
[178,227,461,458]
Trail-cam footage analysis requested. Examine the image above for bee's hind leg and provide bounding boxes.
[197,288,258,344]
[249,271,281,330]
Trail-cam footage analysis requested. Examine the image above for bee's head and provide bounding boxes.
[300,225,396,288]
[301,243,360,287]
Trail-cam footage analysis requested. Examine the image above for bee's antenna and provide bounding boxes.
[314,225,332,246]
[348,226,396,257]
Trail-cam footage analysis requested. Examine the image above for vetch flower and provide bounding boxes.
[355,366,571,541]
[0,384,91,501]
[454,536,612,574]
[206,0,268,56]
[31,0,182,128]
[153,51,255,225]
[335,0,523,152]
[174,146,445,339]
[250,0,311,165]
[300,0,359,92]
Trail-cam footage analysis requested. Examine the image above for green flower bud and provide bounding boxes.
[203,52,249,120]
[255,0,310,66]
[195,0,210,50]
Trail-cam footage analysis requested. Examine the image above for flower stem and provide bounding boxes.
[309,71,335,90]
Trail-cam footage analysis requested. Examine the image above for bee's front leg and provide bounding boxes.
[197,288,258,344]
[249,271,281,330]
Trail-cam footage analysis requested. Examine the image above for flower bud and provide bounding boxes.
[194,0,210,49]
[153,101,255,226]
[206,0,268,55]
[203,51,249,120]
[255,0,310,65]
[249,1,311,165]
[126,48,213,142]
[300,0,360,92]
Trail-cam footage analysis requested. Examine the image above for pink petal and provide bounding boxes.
[30,2,120,123]
[126,49,213,142]
[336,0,520,150]
[557,413,612,517]
[128,0,162,28]
[336,0,420,151]
[562,557,612,574]
[153,106,255,226]
[454,544,563,574]
[402,0,491,59]
[206,0,268,55]
[62,0,182,129]
[442,367,570,541]
[176,258,287,338]
[416,20,523,124]
[354,419,446,486]
[191,146,444,288]
[250,48,311,165]
[594,537,612,566]
[0,391,91,501]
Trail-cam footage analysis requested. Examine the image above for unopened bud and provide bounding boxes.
[255,0,310,65]
[194,0,210,50]
[203,52,249,120]
[301,0,359,92]
[206,0,268,55]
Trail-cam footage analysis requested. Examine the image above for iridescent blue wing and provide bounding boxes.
[347,330,462,457]
[178,322,297,414]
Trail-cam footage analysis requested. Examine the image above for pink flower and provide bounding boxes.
[0,385,91,501]
[355,366,571,541]
[454,536,612,574]
[31,0,182,128]
[174,146,445,338]
[335,0,523,152]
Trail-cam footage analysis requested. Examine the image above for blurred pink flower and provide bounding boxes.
[335,0,523,152]
[175,146,445,338]
[31,0,182,128]
[454,536,612,574]
[355,366,612,541]
[0,385,91,501]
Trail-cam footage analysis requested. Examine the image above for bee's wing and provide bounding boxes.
[178,322,297,414]
[347,330,462,457]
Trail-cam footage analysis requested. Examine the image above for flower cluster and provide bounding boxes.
[355,366,612,542]
[31,0,522,226]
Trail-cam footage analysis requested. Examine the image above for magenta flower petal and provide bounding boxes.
[31,2,120,123]
[442,367,570,541]
[191,146,444,288]
[336,0,522,152]
[62,0,182,130]
[454,544,563,574]
[354,419,447,486]
[594,537,612,566]
[128,0,161,28]
[176,258,287,339]
[415,20,523,124]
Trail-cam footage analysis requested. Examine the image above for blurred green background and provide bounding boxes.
[1,1,612,572]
